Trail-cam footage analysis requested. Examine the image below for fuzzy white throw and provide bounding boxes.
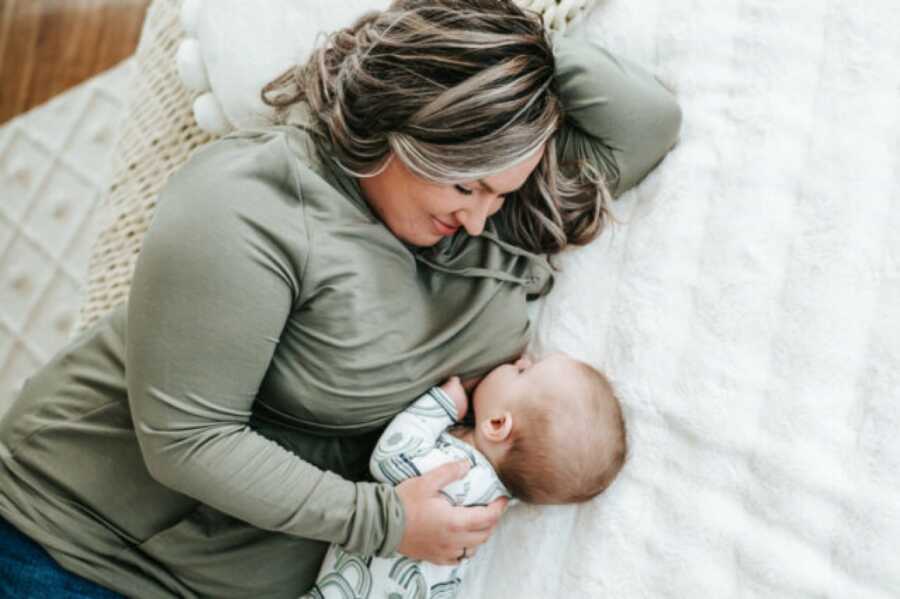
[84,0,899,595]
[461,2,900,597]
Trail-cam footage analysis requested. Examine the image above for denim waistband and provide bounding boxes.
[0,516,124,598]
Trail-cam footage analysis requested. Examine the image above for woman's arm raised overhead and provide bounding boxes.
[554,35,683,198]
[124,136,405,558]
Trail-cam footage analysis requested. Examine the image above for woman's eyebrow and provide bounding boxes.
[477,179,497,193]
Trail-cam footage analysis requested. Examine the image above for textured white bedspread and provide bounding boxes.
[463,2,900,597]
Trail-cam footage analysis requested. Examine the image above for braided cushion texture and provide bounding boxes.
[73,0,215,334]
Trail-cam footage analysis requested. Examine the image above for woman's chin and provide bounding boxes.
[401,232,443,247]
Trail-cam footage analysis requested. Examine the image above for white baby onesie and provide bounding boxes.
[303,387,511,599]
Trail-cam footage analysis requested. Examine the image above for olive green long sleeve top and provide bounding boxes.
[0,36,681,598]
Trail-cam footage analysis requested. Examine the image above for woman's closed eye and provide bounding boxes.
[455,184,507,200]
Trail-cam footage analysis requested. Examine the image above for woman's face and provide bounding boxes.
[358,146,545,247]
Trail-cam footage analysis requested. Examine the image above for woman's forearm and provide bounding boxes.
[553,35,683,197]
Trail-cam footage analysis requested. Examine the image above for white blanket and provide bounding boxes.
[463,2,900,597]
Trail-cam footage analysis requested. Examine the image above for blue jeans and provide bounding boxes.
[0,517,124,599]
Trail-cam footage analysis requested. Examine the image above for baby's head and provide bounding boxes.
[471,352,626,504]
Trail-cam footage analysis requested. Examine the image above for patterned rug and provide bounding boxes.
[0,60,133,415]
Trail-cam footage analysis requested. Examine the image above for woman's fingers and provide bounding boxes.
[434,545,477,566]
[396,461,475,562]
[440,547,477,565]
[422,460,471,492]
[453,528,492,549]
[395,461,510,563]
[441,500,508,553]
[455,497,508,532]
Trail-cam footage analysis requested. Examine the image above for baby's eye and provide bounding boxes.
[454,184,474,196]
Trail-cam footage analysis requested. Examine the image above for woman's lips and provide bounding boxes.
[432,216,460,236]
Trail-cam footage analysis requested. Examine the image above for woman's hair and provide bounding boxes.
[262,0,613,255]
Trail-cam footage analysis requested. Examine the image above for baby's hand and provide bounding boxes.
[440,376,469,421]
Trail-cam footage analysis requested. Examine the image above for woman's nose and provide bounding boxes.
[456,202,491,236]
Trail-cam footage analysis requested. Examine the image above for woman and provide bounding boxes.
[0,0,681,596]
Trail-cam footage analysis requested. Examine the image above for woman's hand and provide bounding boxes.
[395,460,508,565]
[439,376,468,420]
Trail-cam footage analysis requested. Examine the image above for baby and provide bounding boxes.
[303,352,627,599]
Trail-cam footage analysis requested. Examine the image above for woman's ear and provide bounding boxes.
[480,411,513,443]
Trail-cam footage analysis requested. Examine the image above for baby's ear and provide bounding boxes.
[480,411,513,442]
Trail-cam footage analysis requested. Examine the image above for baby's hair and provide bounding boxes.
[497,361,627,504]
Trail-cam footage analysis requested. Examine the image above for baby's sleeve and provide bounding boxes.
[369,388,460,485]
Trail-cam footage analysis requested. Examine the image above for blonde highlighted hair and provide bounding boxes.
[262,0,613,255]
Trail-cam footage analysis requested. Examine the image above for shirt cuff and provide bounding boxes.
[341,481,406,558]
[428,386,461,421]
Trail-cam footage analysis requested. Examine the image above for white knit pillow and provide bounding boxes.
[176,0,598,134]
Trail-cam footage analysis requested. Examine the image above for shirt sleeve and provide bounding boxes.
[553,34,683,197]
[124,133,404,558]
[369,388,459,486]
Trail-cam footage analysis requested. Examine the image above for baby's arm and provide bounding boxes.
[303,383,466,598]
[303,381,482,598]
[369,380,467,486]
[441,376,468,421]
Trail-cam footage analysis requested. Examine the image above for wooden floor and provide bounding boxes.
[0,0,151,125]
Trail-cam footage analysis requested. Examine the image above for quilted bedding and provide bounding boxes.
[461,1,900,597]
[2,0,898,596]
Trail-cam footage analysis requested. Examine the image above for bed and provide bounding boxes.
[5,0,899,596]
